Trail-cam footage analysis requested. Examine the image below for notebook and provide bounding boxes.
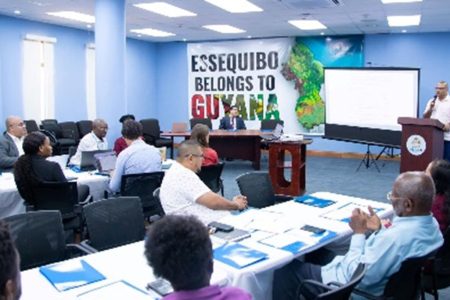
[261,123,283,141]
[172,122,188,133]
[80,150,111,171]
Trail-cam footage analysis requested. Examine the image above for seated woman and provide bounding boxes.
[426,159,450,232]
[14,132,89,205]
[114,114,135,155]
[190,124,219,167]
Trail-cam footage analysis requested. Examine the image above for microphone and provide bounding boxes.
[432,95,437,105]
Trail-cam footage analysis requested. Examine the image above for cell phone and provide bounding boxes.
[208,221,234,233]
[146,278,174,296]
[301,225,326,235]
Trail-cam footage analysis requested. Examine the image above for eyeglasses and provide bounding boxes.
[185,153,204,158]
[435,87,446,90]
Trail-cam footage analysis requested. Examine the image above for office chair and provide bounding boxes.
[120,171,165,222]
[4,211,89,270]
[58,121,81,143]
[190,118,213,129]
[297,263,366,300]
[197,162,225,196]
[236,171,292,208]
[24,119,40,133]
[77,120,93,138]
[261,119,284,131]
[140,118,173,158]
[81,196,146,252]
[41,120,77,154]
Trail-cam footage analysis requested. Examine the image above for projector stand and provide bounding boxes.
[357,144,380,172]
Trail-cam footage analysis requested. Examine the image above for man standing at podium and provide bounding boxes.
[423,81,450,161]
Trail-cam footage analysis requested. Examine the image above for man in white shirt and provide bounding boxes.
[423,80,450,160]
[69,118,109,165]
[160,140,247,224]
[0,116,27,170]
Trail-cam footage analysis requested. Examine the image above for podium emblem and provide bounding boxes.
[406,135,426,156]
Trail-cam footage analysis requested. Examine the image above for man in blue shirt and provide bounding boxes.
[109,120,162,192]
[273,171,444,299]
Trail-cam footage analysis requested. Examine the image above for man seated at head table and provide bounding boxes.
[272,171,444,300]
[0,220,22,300]
[69,118,109,166]
[159,140,247,224]
[0,116,27,171]
[109,120,162,192]
[219,105,246,130]
[145,215,252,300]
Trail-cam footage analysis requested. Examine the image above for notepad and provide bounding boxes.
[212,228,251,242]
[40,259,106,292]
[77,280,149,300]
[295,195,336,208]
[214,243,267,269]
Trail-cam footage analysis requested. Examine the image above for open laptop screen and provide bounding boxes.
[80,150,112,171]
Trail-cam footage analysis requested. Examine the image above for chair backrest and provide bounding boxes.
[236,171,276,208]
[83,196,145,251]
[31,181,79,217]
[317,263,367,299]
[383,255,431,299]
[4,211,66,270]
[261,119,284,131]
[41,119,58,126]
[140,118,161,143]
[58,121,80,141]
[24,119,40,133]
[120,171,165,219]
[198,162,224,194]
[190,118,213,129]
[77,120,93,138]
[41,122,63,138]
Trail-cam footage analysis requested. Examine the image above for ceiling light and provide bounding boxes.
[203,25,245,34]
[387,15,421,27]
[14,10,21,15]
[134,2,196,17]
[204,0,263,13]
[289,20,327,30]
[381,0,422,3]
[130,28,175,37]
[47,11,95,23]
[320,32,325,35]
[182,38,187,42]
[86,24,92,28]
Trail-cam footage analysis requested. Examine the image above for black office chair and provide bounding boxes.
[261,119,284,131]
[422,226,450,299]
[4,211,88,270]
[120,171,165,221]
[77,120,93,138]
[236,171,292,208]
[197,162,225,196]
[41,120,77,154]
[81,196,146,252]
[190,118,213,129]
[354,254,434,300]
[59,121,81,144]
[28,181,92,234]
[140,118,173,158]
[297,263,366,300]
[24,119,40,133]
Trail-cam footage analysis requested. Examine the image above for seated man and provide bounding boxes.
[145,215,251,299]
[69,118,108,166]
[160,140,247,224]
[219,106,246,130]
[0,116,27,171]
[0,220,22,300]
[109,120,162,192]
[273,171,444,299]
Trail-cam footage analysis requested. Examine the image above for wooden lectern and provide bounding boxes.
[268,140,312,196]
[398,117,444,173]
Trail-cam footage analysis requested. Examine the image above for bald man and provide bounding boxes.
[160,140,247,224]
[0,116,27,170]
[69,119,109,166]
[273,171,444,299]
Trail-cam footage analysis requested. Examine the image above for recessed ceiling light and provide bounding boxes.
[289,20,327,30]
[247,35,252,39]
[203,24,246,34]
[86,24,92,28]
[381,0,422,3]
[182,38,187,42]
[130,28,175,37]
[134,2,196,17]
[401,29,408,33]
[320,32,325,35]
[14,10,21,15]
[204,0,262,13]
[387,15,421,27]
[47,11,95,23]
[137,34,142,37]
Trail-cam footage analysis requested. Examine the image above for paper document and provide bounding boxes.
[321,202,384,223]
[77,280,150,300]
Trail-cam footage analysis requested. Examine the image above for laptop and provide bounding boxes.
[172,122,188,133]
[261,123,283,141]
[94,151,117,174]
[80,150,112,171]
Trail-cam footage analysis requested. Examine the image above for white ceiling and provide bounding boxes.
[0,0,449,42]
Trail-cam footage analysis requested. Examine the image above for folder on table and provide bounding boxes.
[295,195,336,208]
[214,243,267,269]
[39,259,105,292]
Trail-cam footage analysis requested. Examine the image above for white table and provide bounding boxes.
[0,170,109,219]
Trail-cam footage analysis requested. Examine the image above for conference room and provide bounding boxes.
[1,0,450,299]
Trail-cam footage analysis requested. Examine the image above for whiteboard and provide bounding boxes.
[324,68,419,131]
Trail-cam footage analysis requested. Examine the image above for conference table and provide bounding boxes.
[20,191,393,300]
[162,129,266,170]
[0,169,110,219]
